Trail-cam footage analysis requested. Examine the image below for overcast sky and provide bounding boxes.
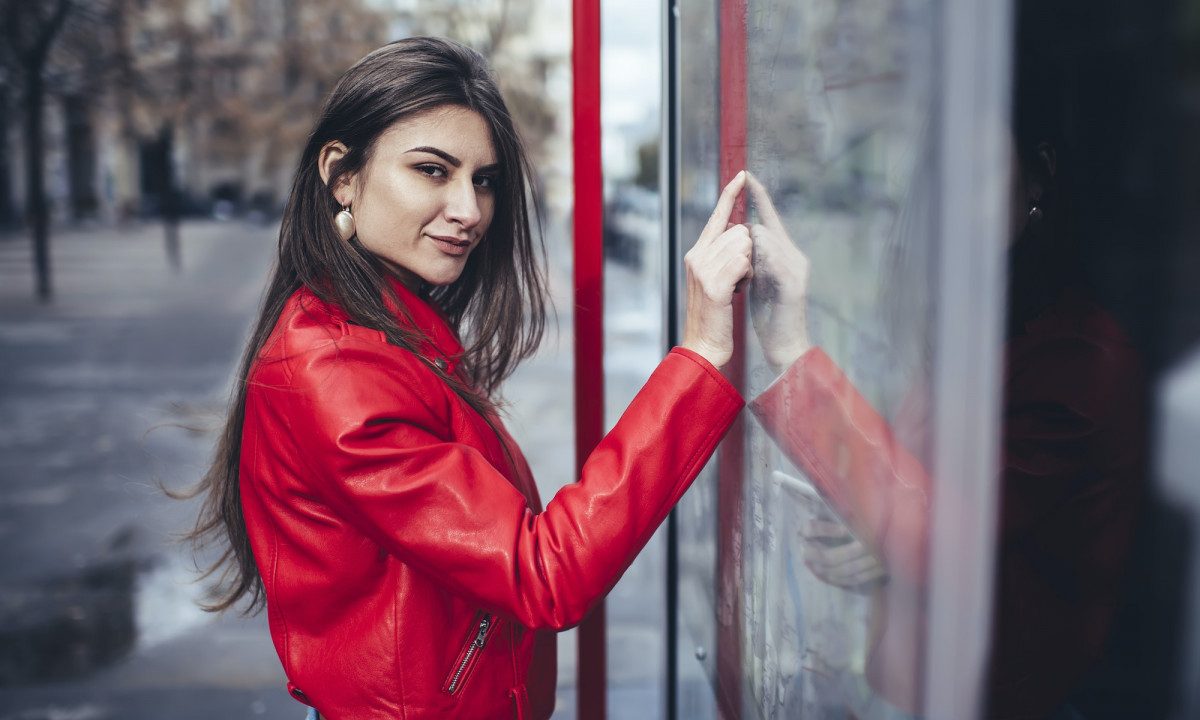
[601,0,662,178]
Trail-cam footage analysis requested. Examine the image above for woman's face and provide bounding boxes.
[336,105,499,288]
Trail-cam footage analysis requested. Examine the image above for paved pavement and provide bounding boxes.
[0,220,675,719]
[0,220,294,719]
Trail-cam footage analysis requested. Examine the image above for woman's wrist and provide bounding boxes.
[766,338,812,375]
[680,340,729,371]
[682,336,812,374]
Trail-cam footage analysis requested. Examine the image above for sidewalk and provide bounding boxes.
[0,220,294,718]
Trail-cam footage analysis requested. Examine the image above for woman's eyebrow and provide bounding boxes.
[406,146,499,172]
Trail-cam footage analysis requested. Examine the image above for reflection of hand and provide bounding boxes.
[745,173,812,373]
[682,171,753,369]
[801,519,888,593]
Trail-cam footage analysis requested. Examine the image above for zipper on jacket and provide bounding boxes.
[443,612,493,695]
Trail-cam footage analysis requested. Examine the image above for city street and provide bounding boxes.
[0,220,295,718]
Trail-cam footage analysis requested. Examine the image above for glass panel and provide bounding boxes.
[739,0,941,715]
[674,0,724,718]
[600,0,667,717]
[673,0,1200,718]
[676,0,950,717]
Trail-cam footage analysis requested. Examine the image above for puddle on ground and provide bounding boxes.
[0,537,208,685]
[0,559,136,685]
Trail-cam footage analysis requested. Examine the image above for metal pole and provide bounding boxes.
[572,0,606,717]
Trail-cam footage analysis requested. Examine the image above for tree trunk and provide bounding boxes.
[24,66,52,301]
[159,123,180,272]
[0,82,16,230]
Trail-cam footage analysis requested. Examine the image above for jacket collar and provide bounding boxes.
[383,275,465,374]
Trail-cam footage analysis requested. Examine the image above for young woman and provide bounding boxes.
[185,37,752,719]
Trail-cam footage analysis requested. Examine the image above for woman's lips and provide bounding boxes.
[430,235,471,257]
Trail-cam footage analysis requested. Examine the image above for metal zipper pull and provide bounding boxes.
[473,615,491,647]
[445,613,493,694]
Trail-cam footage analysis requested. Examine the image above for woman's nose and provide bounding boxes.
[444,177,483,229]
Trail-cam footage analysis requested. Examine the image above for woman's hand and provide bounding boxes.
[682,171,753,369]
[746,173,812,373]
[801,519,888,593]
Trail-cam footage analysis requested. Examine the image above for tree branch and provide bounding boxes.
[32,0,74,62]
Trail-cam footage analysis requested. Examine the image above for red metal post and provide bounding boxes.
[572,0,606,718]
[716,0,748,717]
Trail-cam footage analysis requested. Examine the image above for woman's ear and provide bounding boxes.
[318,141,356,207]
[1035,141,1057,181]
[1022,141,1058,207]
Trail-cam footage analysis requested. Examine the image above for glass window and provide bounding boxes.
[673,0,998,717]
[601,1,669,717]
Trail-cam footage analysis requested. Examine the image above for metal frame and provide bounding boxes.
[572,0,606,717]
[713,1,748,717]
[662,0,683,716]
[924,0,1013,716]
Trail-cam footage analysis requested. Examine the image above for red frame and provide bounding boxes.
[572,0,606,718]
[715,0,748,717]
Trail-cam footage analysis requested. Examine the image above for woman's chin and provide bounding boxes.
[378,253,469,290]
[416,265,468,288]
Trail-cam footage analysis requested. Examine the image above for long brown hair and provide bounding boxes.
[182,37,547,614]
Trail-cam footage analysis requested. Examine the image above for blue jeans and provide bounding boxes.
[304,708,320,720]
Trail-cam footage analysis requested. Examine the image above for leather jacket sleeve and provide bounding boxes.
[269,337,743,631]
[749,339,1144,592]
[748,347,932,588]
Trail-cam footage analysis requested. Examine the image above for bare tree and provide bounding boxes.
[111,0,390,257]
[98,0,199,270]
[246,0,392,206]
[403,0,557,166]
[1,0,74,301]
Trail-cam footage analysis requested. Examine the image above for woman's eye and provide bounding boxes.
[417,164,446,178]
[474,175,496,189]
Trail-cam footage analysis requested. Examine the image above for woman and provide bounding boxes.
[185,38,752,719]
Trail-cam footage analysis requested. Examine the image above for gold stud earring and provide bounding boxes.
[334,205,355,241]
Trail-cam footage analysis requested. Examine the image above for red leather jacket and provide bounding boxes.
[238,277,743,719]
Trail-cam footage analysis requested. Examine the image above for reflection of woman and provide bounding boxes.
[747,121,1146,719]
[182,39,754,719]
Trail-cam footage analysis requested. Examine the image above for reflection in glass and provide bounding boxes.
[736,3,1147,720]
[722,0,940,717]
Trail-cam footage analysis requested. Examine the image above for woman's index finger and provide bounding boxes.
[701,170,746,242]
[746,172,783,231]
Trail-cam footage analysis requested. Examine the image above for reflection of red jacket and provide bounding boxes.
[750,289,1145,719]
[239,277,743,719]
